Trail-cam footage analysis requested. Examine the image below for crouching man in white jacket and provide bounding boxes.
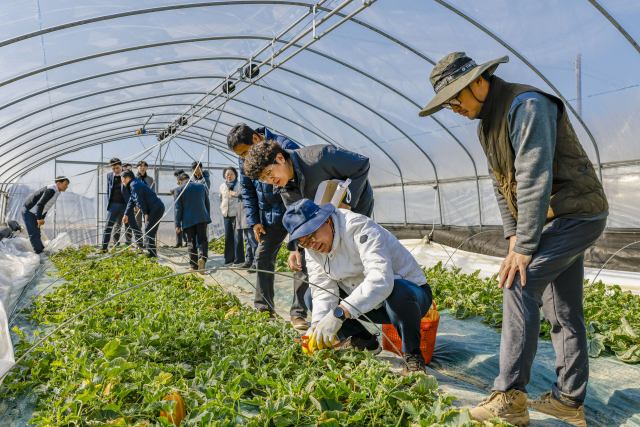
[282,199,433,375]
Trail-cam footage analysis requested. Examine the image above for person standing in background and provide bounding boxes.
[191,161,211,191]
[135,161,155,248]
[219,167,244,267]
[235,186,257,273]
[112,163,134,247]
[22,176,69,255]
[171,169,187,248]
[101,158,140,253]
[121,170,165,258]
[174,173,211,273]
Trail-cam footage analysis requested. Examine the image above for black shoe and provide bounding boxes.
[173,244,182,248]
[224,262,234,267]
[402,352,426,376]
[249,263,257,274]
[334,334,382,354]
[146,253,157,259]
[238,261,252,269]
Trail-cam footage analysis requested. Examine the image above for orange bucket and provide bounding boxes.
[381,302,439,364]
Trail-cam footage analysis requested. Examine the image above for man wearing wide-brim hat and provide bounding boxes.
[282,198,433,376]
[420,52,609,427]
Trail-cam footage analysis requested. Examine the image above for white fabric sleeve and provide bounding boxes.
[342,217,394,319]
[306,255,340,326]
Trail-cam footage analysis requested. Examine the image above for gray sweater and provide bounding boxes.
[491,92,606,255]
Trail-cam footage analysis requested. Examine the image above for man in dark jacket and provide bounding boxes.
[191,161,211,191]
[419,52,608,427]
[22,176,69,254]
[101,158,141,252]
[171,169,187,248]
[174,173,211,273]
[226,123,307,328]
[121,170,165,258]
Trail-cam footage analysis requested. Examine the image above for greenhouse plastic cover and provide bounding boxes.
[0,0,638,242]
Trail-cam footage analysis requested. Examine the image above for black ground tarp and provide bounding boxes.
[385,225,640,273]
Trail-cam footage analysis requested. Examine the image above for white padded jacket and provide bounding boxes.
[306,209,427,326]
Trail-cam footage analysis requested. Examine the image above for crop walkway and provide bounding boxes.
[158,248,571,427]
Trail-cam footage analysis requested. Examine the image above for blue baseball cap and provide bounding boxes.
[283,199,336,251]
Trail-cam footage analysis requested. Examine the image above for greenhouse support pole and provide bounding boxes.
[436,183,444,226]
[53,159,57,238]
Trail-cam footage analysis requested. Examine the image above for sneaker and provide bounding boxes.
[224,262,234,267]
[197,259,206,275]
[238,261,252,269]
[258,308,276,321]
[290,316,308,331]
[248,263,257,274]
[334,334,382,355]
[402,352,426,376]
[470,390,529,426]
[527,392,586,427]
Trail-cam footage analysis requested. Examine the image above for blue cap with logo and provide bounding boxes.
[283,199,335,251]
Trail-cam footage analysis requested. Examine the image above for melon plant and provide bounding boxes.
[3,247,513,426]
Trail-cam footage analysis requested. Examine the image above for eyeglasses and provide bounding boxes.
[442,87,466,109]
[297,231,317,249]
[258,158,277,184]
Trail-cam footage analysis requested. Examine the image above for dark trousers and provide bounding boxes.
[493,217,607,408]
[223,216,244,264]
[145,204,165,257]
[184,222,209,269]
[253,226,308,317]
[22,208,44,254]
[304,279,432,354]
[292,249,309,318]
[176,228,186,246]
[102,203,126,250]
[243,228,258,265]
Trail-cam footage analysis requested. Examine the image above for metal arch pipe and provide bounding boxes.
[0,1,313,49]
[0,85,389,180]
[433,0,604,181]
[0,44,472,226]
[1,80,406,204]
[5,130,236,185]
[588,0,640,55]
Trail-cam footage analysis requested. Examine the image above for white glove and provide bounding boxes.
[311,311,343,350]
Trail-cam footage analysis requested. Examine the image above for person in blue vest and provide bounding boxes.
[174,173,211,273]
[226,122,307,329]
[121,170,165,258]
[101,158,141,253]
[22,176,69,254]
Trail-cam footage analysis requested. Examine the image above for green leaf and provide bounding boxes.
[438,408,473,426]
[410,375,439,396]
[615,344,640,363]
[588,333,605,358]
[102,339,130,362]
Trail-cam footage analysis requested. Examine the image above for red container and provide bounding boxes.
[381,302,439,364]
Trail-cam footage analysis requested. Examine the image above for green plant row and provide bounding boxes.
[4,247,512,427]
[425,262,640,363]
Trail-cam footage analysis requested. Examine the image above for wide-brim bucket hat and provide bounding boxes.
[418,52,509,117]
[283,199,336,251]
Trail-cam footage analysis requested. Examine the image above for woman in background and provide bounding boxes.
[219,167,244,266]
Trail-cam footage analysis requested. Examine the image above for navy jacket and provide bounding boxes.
[192,170,211,192]
[239,128,300,229]
[174,181,211,229]
[125,178,164,216]
[106,172,133,214]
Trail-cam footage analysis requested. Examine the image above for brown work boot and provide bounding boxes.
[258,308,276,321]
[402,352,426,377]
[334,335,382,355]
[470,390,530,426]
[290,316,308,331]
[528,392,586,427]
[197,259,206,275]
